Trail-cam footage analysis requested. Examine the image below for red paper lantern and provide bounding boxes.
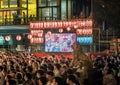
[59,29,63,33]
[86,29,88,35]
[68,21,72,27]
[74,24,78,29]
[42,38,44,43]
[35,23,38,28]
[5,35,10,41]
[47,31,52,35]
[40,30,43,33]
[81,21,85,26]
[54,22,58,28]
[76,29,82,35]
[38,33,43,37]
[83,29,87,35]
[89,20,93,26]
[30,38,33,43]
[30,22,33,28]
[62,21,66,27]
[89,29,93,35]
[58,21,62,28]
[16,35,22,41]
[67,27,71,31]
[28,34,32,39]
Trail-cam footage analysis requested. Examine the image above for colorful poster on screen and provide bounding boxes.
[45,33,76,52]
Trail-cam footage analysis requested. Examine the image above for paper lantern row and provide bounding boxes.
[30,38,44,44]
[76,29,92,35]
[30,20,93,29]
[30,30,43,34]
[0,35,22,41]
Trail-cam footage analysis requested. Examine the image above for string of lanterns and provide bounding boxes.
[0,35,22,41]
[29,30,44,44]
[29,19,93,44]
[30,19,93,29]
[29,26,93,44]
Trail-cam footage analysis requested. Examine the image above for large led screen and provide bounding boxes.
[45,33,76,52]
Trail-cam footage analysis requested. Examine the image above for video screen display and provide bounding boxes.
[45,33,76,52]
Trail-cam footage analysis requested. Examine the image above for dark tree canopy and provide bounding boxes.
[93,0,120,37]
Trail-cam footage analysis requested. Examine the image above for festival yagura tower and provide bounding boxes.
[28,0,93,53]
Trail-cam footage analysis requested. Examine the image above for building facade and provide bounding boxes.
[0,0,92,52]
[37,0,91,20]
[0,0,91,25]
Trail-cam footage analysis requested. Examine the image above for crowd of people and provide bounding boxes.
[0,48,119,85]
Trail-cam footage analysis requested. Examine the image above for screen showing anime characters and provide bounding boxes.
[45,33,76,52]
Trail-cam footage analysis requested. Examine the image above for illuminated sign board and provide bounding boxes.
[77,36,93,44]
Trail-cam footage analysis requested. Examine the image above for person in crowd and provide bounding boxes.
[46,71,54,85]
[15,72,24,85]
[51,76,65,85]
[74,72,81,85]
[6,79,17,85]
[0,66,5,85]
[53,63,61,77]
[32,61,38,74]
[103,69,117,85]
[0,49,120,85]
[75,62,87,85]
[66,74,80,85]
[38,76,47,85]
[35,70,45,85]
[23,72,34,85]
[92,62,103,85]
[117,63,120,85]
[60,64,68,78]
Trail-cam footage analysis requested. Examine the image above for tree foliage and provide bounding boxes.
[93,0,120,37]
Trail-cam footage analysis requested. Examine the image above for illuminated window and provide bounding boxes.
[39,0,57,7]
[61,0,66,20]
[48,0,57,6]
[38,0,58,20]
[39,0,47,7]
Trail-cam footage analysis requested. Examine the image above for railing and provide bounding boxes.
[0,16,59,26]
[0,17,29,25]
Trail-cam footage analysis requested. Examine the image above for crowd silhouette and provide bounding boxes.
[0,49,119,85]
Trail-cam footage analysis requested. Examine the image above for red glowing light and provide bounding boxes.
[74,24,78,29]
[28,34,32,39]
[38,33,43,37]
[5,35,10,41]
[16,35,22,41]
[47,31,52,35]
[67,27,71,31]
[59,29,63,33]
[30,19,93,29]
